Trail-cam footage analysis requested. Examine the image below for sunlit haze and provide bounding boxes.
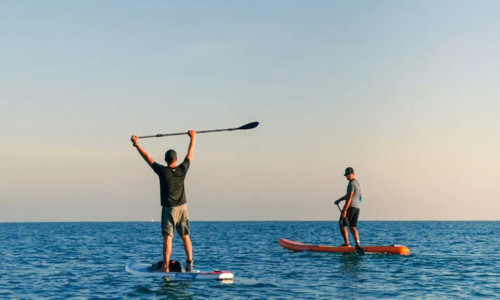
[1,1,499,222]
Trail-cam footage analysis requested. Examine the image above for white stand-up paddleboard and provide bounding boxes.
[126,262,234,281]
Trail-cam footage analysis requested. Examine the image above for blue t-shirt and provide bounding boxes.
[347,179,361,209]
[151,158,190,207]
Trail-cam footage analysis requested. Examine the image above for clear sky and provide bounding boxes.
[1,1,499,222]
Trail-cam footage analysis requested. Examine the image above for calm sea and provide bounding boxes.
[0,221,498,299]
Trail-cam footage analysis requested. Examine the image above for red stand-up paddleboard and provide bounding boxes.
[279,238,410,255]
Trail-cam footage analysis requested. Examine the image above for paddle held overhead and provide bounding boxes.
[138,121,259,139]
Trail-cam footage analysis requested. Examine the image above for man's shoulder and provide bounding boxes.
[180,158,191,167]
[151,162,166,171]
[348,179,360,188]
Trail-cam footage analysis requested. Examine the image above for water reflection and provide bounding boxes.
[158,281,195,299]
[336,254,365,299]
[340,254,363,273]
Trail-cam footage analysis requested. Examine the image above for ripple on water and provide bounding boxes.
[0,221,498,299]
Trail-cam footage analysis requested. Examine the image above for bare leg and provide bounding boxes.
[161,235,173,272]
[341,226,350,246]
[349,226,361,246]
[181,235,193,262]
[181,235,193,271]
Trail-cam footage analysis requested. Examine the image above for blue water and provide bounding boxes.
[0,221,498,299]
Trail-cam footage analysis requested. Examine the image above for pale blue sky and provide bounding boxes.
[1,1,499,222]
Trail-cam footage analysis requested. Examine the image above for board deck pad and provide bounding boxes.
[279,238,410,255]
[126,262,234,281]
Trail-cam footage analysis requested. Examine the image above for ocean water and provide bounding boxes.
[0,221,498,299]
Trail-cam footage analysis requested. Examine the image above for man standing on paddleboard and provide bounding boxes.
[130,130,196,272]
[335,167,364,254]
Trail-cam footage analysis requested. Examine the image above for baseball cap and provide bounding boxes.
[344,167,354,176]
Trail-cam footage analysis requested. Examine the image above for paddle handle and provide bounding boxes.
[139,128,231,138]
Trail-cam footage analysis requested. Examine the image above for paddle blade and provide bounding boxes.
[237,122,259,130]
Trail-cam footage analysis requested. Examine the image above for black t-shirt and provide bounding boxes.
[151,158,190,207]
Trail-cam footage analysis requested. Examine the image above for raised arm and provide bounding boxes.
[186,130,196,161]
[131,135,155,166]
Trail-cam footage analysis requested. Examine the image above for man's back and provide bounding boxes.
[152,159,190,207]
[347,178,361,209]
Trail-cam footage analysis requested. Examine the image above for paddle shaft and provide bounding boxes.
[139,128,233,138]
[138,122,259,139]
[336,203,350,227]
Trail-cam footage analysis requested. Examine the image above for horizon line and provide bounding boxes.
[1,219,498,224]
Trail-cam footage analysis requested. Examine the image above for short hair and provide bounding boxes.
[164,149,177,164]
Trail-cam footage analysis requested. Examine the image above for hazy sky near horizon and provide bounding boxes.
[1,1,499,222]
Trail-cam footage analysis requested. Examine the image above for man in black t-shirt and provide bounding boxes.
[131,130,196,272]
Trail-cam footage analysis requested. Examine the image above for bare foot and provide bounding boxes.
[156,265,169,272]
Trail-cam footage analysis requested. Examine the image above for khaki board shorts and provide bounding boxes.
[161,204,190,237]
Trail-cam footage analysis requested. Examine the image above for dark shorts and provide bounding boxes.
[161,204,190,237]
[340,207,360,228]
